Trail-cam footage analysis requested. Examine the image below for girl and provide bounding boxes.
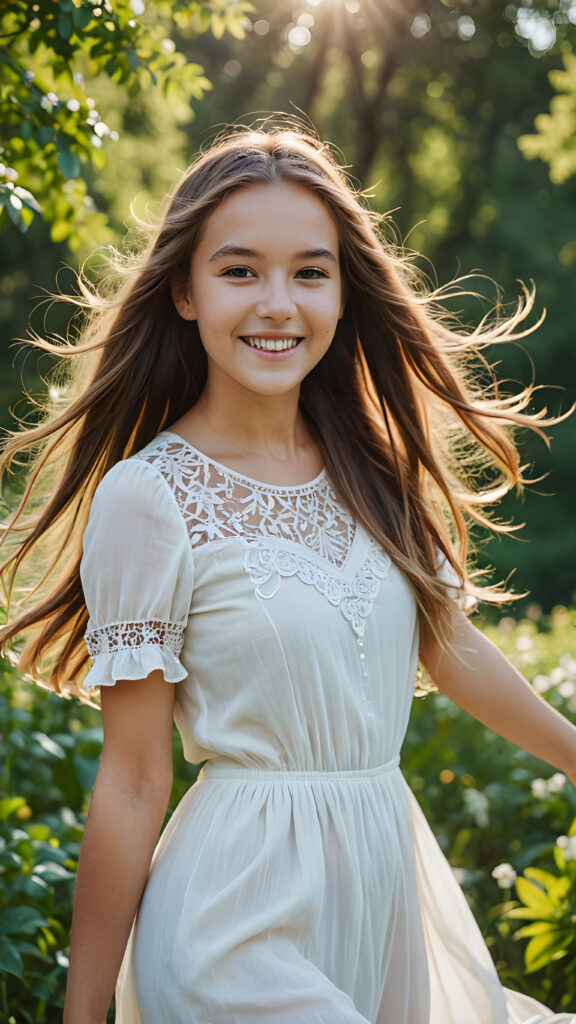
[1,121,575,1024]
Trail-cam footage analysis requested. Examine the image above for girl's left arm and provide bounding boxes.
[420,612,576,786]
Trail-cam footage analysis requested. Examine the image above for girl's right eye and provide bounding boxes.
[221,266,255,279]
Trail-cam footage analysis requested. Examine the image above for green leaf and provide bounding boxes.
[0,797,26,821]
[27,825,52,842]
[57,149,82,180]
[516,920,556,938]
[0,906,49,936]
[56,12,73,40]
[31,731,67,760]
[33,862,76,883]
[73,754,99,790]
[523,867,561,892]
[525,930,569,973]
[73,6,92,29]
[50,218,72,243]
[515,876,556,915]
[12,187,41,219]
[0,936,24,978]
[37,125,54,148]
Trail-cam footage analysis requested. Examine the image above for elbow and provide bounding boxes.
[97,755,173,810]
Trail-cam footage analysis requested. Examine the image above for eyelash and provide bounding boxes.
[221,266,328,280]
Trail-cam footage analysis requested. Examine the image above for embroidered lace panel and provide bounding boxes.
[244,539,391,637]
[138,437,355,568]
[85,619,185,658]
[135,436,391,634]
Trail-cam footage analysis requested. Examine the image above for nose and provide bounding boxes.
[255,276,297,320]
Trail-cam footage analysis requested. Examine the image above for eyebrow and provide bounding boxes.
[207,245,338,264]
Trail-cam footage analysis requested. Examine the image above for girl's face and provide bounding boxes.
[173,180,346,402]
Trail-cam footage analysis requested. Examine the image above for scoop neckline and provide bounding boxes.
[159,430,327,491]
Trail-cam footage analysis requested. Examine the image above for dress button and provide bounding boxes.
[359,653,366,661]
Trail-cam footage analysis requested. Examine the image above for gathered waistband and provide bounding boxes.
[199,755,400,783]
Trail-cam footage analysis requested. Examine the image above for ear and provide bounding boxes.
[171,281,196,321]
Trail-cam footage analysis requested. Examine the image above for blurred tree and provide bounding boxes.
[0,0,253,248]
[519,52,576,182]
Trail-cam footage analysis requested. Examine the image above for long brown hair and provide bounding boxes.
[0,118,563,696]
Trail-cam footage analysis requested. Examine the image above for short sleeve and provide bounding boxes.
[435,551,477,613]
[80,458,194,690]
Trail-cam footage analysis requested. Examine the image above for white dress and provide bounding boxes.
[80,431,574,1024]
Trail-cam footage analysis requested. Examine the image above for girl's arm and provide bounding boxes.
[420,612,576,785]
[63,671,176,1024]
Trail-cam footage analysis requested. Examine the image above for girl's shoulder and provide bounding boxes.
[88,435,193,533]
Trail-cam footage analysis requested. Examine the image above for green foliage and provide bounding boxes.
[503,816,576,1005]
[0,0,253,247]
[0,657,100,1020]
[519,53,576,183]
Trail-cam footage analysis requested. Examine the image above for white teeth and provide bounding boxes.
[242,337,301,351]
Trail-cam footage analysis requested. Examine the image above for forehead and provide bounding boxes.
[197,181,340,252]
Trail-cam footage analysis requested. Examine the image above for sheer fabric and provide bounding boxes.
[80,432,574,1023]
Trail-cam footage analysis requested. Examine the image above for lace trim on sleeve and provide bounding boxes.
[85,619,186,659]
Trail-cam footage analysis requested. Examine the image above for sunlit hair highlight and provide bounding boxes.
[0,118,564,697]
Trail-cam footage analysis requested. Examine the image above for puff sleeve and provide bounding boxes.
[80,457,194,690]
[436,552,478,614]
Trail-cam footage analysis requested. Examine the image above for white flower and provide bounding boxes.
[556,835,576,861]
[550,666,565,685]
[462,788,490,828]
[547,773,566,794]
[530,778,548,799]
[129,0,146,14]
[516,635,533,652]
[532,674,551,694]
[66,98,80,112]
[492,862,517,888]
[559,653,576,678]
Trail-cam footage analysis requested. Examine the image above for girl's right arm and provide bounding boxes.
[63,671,176,1024]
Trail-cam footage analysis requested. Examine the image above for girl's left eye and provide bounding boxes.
[296,267,328,279]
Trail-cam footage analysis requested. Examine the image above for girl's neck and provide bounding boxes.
[169,388,323,485]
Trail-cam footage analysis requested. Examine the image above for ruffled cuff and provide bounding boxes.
[81,644,188,690]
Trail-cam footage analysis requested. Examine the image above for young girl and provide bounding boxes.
[1,121,575,1024]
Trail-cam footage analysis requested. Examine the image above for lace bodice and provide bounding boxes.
[136,434,355,568]
[131,433,391,638]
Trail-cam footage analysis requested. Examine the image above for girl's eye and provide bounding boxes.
[296,267,328,279]
[220,266,327,280]
[221,266,255,278]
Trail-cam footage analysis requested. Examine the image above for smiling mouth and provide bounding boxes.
[240,336,303,352]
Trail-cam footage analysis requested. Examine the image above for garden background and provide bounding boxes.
[1,0,576,1019]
